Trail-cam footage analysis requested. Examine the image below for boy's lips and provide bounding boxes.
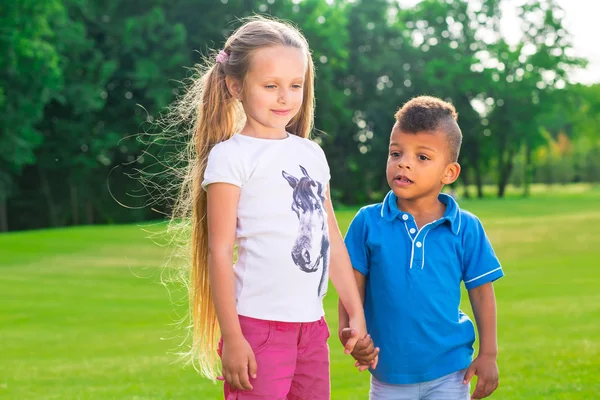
[394,174,413,187]
[271,109,291,116]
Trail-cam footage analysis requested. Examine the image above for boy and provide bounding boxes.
[339,96,503,399]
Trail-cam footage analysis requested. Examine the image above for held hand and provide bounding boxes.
[221,336,258,391]
[343,317,367,354]
[463,354,499,399]
[339,328,379,371]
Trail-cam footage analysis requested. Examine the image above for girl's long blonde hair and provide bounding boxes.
[171,16,315,379]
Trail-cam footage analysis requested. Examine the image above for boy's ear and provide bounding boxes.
[442,162,461,185]
[225,76,242,99]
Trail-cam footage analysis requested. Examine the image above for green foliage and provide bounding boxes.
[1,0,599,230]
[0,1,65,196]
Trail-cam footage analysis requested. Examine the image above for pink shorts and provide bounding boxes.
[218,315,331,399]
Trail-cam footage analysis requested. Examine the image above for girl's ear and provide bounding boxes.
[225,76,242,99]
[442,162,461,185]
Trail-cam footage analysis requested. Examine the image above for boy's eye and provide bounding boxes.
[418,155,430,161]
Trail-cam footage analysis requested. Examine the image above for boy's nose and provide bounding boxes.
[397,157,411,169]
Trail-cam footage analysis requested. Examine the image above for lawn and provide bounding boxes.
[1,184,599,399]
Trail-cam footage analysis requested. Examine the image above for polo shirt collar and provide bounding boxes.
[381,190,461,235]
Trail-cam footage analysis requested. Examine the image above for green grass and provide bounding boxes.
[2,184,600,399]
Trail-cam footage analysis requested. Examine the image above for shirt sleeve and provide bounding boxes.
[310,139,331,183]
[344,208,370,276]
[201,143,246,190]
[462,214,504,290]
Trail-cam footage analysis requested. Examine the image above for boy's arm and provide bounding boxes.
[463,282,499,399]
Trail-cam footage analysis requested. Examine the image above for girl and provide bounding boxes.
[172,17,375,399]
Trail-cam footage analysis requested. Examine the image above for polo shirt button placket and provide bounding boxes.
[413,231,426,269]
[402,214,422,269]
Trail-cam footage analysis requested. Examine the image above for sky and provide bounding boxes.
[398,0,600,84]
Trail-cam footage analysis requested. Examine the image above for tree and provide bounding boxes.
[484,0,585,197]
[28,1,189,228]
[0,1,65,230]
[401,0,502,198]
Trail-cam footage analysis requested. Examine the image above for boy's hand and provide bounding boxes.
[463,354,499,399]
[221,336,257,391]
[339,328,379,371]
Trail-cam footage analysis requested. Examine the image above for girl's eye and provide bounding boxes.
[390,152,400,157]
[418,155,430,161]
[265,85,276,89]
[292,84,303,89]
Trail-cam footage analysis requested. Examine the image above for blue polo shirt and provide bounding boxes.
[344,191,504,384]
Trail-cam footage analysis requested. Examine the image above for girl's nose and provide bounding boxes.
[278,89,289,104]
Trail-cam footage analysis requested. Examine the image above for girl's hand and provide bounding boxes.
[339,328,379,371]
[221,336,257,391]
[339,316,366,355]
[346,316,368,353]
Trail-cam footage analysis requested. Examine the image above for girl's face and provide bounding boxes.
[233,45,307,138]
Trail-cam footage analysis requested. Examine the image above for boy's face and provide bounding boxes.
[386,128,460,201]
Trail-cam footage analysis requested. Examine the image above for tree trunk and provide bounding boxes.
[71,184,79,225]
[0,194,7,232]
[460,166,471,199]
[39,168,59,226]
[474,164,484,199]
[523,144,532,198]
[86,201,93,224]
[498,156,514,198]
[364,169,374,202]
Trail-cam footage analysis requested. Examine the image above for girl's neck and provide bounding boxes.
[240,124,288,140]
[396,195,445,229]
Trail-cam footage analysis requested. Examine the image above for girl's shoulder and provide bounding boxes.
[289,134,327,157]
[210,134,245,152]
[208,133,326,162]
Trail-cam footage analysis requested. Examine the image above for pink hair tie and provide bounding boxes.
[215,50,229,64]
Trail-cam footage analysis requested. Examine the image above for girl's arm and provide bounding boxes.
[324,184,367,354]
[338,269,366,340]
[207,183,256,391]
[338,270,378,370]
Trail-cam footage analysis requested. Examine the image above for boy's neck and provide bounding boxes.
[396,193,446,229]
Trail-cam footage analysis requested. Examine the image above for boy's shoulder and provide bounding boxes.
[455,208,486,235]
[350,195,489,232]
[351,202,386,228]
[357,201,385,217]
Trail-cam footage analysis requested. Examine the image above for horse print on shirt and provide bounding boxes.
[282,165,330,297]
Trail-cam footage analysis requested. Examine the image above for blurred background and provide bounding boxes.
[1,0,599,399]
[1,0,599,231]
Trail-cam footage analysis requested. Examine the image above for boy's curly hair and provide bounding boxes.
[394,96,462,162]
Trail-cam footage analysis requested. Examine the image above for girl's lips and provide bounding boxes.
[271,109,291,116]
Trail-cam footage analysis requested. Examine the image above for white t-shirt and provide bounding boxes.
[202,133,331,322]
